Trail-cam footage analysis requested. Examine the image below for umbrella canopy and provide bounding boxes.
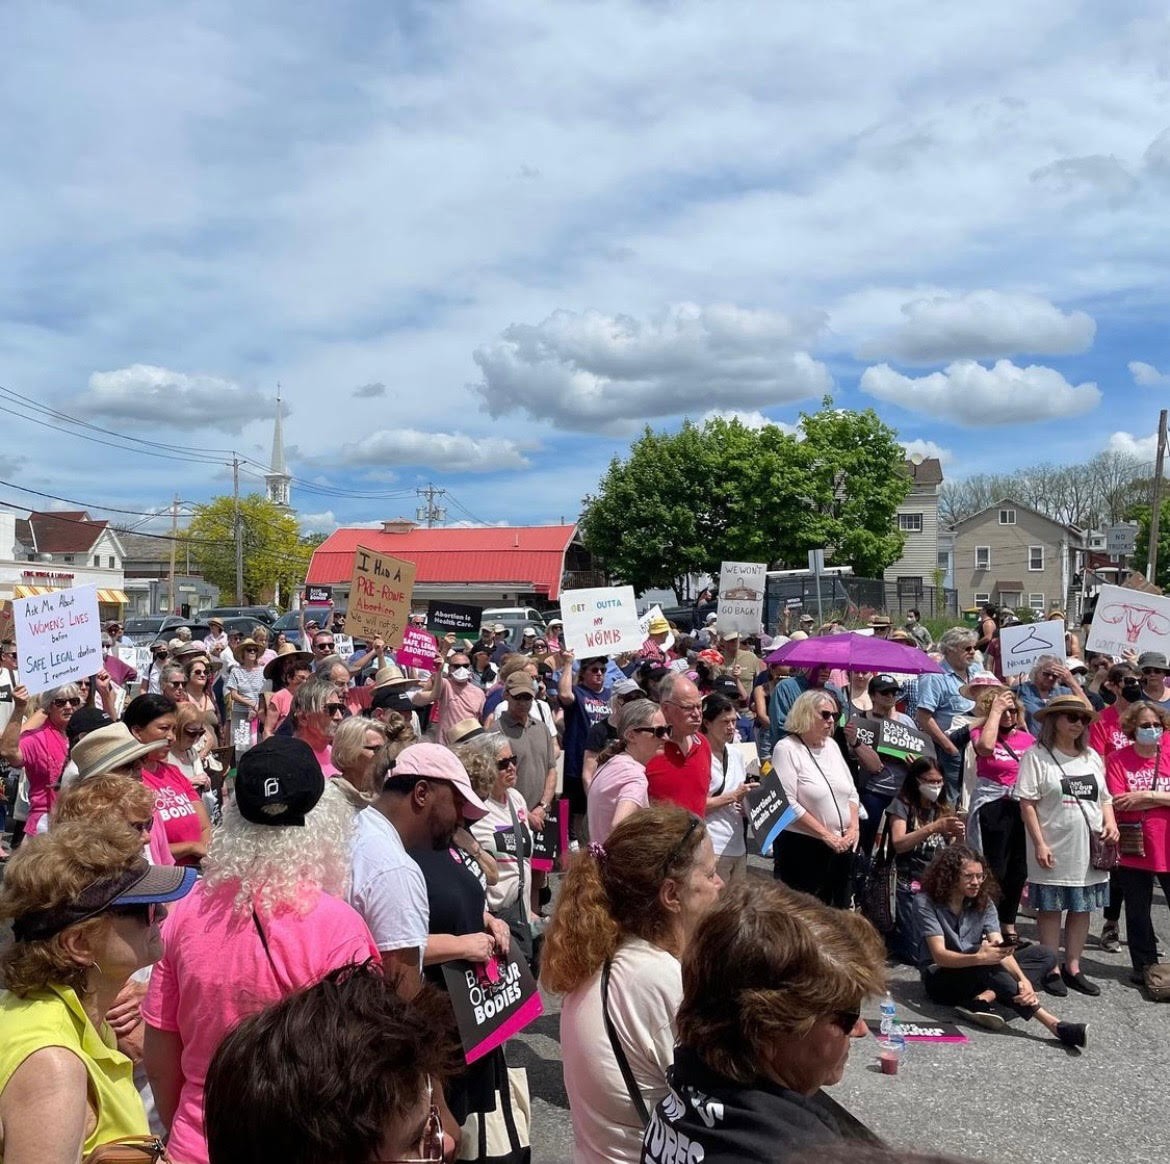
[764,631,942,675]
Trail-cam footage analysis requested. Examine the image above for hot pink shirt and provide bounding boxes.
[975,729,1036,788]
[140,760,203,863]
[18,722,69,835]
[142,883,380,1164]
[1105,744,1170,873]
[266,687,293,731]
[1089,704,1130,759]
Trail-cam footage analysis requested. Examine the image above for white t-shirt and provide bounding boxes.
[471,788,532,916]
[1014,745,1111,888]
[771,735,859,838]
[705,741,747,858]
[348,806,430,966]
[561,937,681,1164]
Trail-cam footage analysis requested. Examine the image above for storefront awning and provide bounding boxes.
[14,585,57,598]
[97,589,129,605]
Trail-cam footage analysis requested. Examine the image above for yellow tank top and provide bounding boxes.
[0,983,147,1159]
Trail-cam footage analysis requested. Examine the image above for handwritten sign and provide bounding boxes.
[561,586,642,656]
[426,600,482,639]
[397,626,438,672]
[1000,618,1065,678]
[717,561,766,636]
[745,768,798,856]
[346,546,416,648]
[14,584,102,696]
[1087,585,1170,657]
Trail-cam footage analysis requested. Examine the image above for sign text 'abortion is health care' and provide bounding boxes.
[14,584,102,696]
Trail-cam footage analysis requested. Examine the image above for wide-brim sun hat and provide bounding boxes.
[263,648,312,682]
[958,674,1008,701]
[1033,695,1098,724]
[73,723,167,783]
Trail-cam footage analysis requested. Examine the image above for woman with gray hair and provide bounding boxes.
[291,675,344,776]
[1016,654,1087,735]
[0,681,82,836]
[587,698,668,842]
[328,715,389,803]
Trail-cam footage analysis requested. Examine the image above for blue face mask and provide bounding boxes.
[1136,725,1163,746]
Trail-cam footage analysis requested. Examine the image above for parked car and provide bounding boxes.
[200,605,279,626]
[123,615,191,644]
[269,606,345,647]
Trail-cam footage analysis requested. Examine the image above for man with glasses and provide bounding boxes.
[645,672,711,816]
[557,650,612,839]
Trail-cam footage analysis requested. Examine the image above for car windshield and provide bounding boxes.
[272,607,332,631]
[125,618,165,635]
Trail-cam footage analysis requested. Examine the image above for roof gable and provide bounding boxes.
[27,510,110,554]
[902,457,944,486]
[950,497,1084,539]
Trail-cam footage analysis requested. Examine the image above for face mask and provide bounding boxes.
[1122,680,1143,701]
[1136,725,1163,746]
[449,667,471,683]
[918,782,942,803]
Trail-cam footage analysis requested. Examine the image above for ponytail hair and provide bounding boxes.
[596,698,661,766]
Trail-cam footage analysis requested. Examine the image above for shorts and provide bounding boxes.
[1027,881,1108,913]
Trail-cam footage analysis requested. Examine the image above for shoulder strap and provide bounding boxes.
[601,959,651,1127]
[1000,738,1020,762]
[507,795,527,902]
[251,904,287,992]
[711,746,729,798]
[801,740,847,834]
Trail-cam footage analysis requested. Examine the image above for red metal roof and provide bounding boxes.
[306,524,578,600]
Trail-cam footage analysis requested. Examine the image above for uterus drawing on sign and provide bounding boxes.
[1097,602,1170,644]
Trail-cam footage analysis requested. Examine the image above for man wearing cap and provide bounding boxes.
[1137,651,1170,709]
[718,628,764,690]
[350,742,491,994]
[499,673,558,827]
[637,614,674,666]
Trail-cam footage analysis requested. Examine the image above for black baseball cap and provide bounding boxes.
[370,685,416,716]
[713,677,742,700]
[66,706,114,744]
[869,673,903,696]
[234,737,324,827]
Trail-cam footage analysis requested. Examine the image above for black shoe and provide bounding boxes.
[1055,1021,1087,1048]
[1061,965,1101,997]
[1044,972,1068,997]
[954,1001,1007,1031]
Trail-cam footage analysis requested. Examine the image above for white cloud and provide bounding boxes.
[701,409,801,435]
[860,359,1101,425]
[1129,360,1170,388]
[1106,431,1158,462]
[297,511,385,534]
[81,365,275,432]
[473,304,830,433]
[352,382,386,398]
[338,429,531,473]
[901,438,953,464]
[859,290,1095,363]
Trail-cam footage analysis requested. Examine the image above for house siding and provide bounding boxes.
[884,484,940,587]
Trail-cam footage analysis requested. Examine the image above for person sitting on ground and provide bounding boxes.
[642,880,885,1164]
[543,806,723,1164]
[587,699,666,844]
[204,961,461,1164]
[915,845,1086,1047]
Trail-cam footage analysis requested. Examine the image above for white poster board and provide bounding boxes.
[1087,585,1170,657]
[636,604,675,652]
[717,561,766,636]
[13,584,103,696]
[562,586,643,656]
[1000,618,1066,678]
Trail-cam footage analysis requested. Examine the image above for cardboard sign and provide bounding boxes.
[1000,618,1065,678]
[426,600,482,639]
[13,584,103,696]
[561,586,642,656]
[441,938,543,1064]
[531,797,569,872]
[347,546,416,648]
[397,626,438,672]
[1087,584,1170,656]
[717,561,766,636]
[745,768,798,856]
[865,1020,968,1044]
[305,584,332,605]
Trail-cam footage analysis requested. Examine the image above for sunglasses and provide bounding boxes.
[818,710,837,722]
[663,815,702,874]
[511,692,534,702]
[631,725,671,738]
[129,818,154,834]
[52,697,82,708]
[1143,668,1168,676]
[1060,712,1091,726]
[182,727,204,738]
[830,1008,862,1035]
[165,680,185,689]
[324,703,346,715]
[314,641,335,650]
[497,755,518,770]
[190,669,207,677]
[362,743,383,753]
[110,902,159,926]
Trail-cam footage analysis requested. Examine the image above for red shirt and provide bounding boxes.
[646,733,712,817]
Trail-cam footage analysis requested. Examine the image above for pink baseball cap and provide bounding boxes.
[393,743,489,820]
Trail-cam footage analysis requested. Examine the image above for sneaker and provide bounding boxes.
[1044,972,1068,998]
[954,1001,1007,1031]
[1100,922,1121,953]
[1055,1021,1087,1049]
[1061,966,1101,997]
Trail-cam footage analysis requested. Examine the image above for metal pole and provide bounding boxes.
[167,494,178,614]
[233,455,244,603]
[1147,410,1168,584]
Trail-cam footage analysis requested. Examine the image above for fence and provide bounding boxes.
[763,575,958,631]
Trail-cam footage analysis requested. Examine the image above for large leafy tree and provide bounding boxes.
[579,401,910,597]
[184,494,315,605]
[1130,500,1170,589]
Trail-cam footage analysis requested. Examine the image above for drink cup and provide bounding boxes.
[878,1036,904,1075]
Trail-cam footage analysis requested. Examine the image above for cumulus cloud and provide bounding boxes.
[859,291,1095,363]
[473,304,830,433]
[902,438,953,465]
[860,359,1101,425]
[81,365,275,432]
[1106,431,1158,462]
[1129,361,1170,388]
[339,429,531,473]
[701,408,800,435]
[352,382,387,398]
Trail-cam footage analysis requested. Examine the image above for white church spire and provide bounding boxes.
[265,385,292,511]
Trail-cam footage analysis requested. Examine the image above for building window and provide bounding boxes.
[62,554,74,564]
[93,555,100,567]
[108,555,115,568]
[974,592,991,605]
[897,576,924,598]
[937,550,951,569]
[975,546,991,569]
[1000,590,1022,609]
[999,509,1016,525]
[898,513,924,533]
[1028,592,1045,609]
[1028,545,1044,571]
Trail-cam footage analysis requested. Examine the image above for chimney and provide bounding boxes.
[381,517,419,535]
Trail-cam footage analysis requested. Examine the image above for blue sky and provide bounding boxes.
[1,0,1168,535]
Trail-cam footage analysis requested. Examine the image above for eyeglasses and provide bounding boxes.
[961,870,986,882]
[375,1076,444,1163]
[165,680,185,689]
[511,692,534,702]
[314,641,335,650]
[665,700,702,714]
[631,725,671,738]
[1060,712,1091,726]
[52,697,82,708]
[818,710,837,722]
[961,646,977,653]
[1143,668,1168,676]
[830,1008,862,1035]
[497,755,518,770]
[190,669,207,677]
[362,743,383,753]
[324,703,346,716]
[663,815,702,874]
[583,666,606,675]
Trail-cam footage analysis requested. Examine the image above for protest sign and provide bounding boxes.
[441,938,543,1063]
[1087,584,1170,656]
[850,716,934,762]
[1000,618,1065,678]
[332,634,354,660]
[745,768,798,857]
[426,600,482,639]
[865,1020,968,1044]
[637,604,674,652]
[717,561,766,636]
[346,546,415,648]
[561,586,642,656]
[13,584,102,697]
[117,645,152,679]
[397,626,438,672]
[305,584,332,605]
[531,797,569,873]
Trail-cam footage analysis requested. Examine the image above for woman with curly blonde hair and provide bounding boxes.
[541,805,723,1163]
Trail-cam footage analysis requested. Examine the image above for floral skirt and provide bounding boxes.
[1027,881,1108,913]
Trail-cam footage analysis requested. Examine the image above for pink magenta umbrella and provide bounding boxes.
[764,632,942,674]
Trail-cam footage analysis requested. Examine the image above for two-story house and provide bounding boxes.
[949,498,1086,616]
[883,457,944,601]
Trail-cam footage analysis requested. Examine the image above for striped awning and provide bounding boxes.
[14,585,56,598]
[97,589,129,605]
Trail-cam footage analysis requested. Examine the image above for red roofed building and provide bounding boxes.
[305,519,599,608]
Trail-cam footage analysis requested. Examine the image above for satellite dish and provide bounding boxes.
[909,453,924,465]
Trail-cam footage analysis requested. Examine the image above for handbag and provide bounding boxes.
[1118,742,1163,859]
[859,822,897,935]
[457,1053,531,1163]
[83,1136,170,1163]
[1144,962,1170,1002]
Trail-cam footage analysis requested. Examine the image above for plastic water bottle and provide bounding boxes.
[879,992,897,1036]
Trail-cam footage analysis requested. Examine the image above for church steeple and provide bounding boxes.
[265,386,292,511]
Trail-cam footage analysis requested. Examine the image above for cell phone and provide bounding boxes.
[997,934,1021,948]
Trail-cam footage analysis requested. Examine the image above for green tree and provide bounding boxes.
[184,494,314,605]
[1130,501,1170,589]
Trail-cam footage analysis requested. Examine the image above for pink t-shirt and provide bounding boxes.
[587,752,650,842]
[141,761,203,863]
[1089,704,1130,759]
[313,741,339,777]
[142,883,380,1164]
[975,730,1036,788]
[19,722,69,835]
[1106,744,1170,873]
[266,687,293,731]
[438,678,486,743]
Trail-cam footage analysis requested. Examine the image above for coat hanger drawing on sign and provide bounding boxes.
[1009,625,1059,654]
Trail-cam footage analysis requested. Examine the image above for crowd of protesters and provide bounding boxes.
[0,596,1166,1163]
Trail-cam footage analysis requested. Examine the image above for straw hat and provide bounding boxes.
[447,717,486,745]
[373,663,418,691]
[73,723,163,783]
[1033,695,1098,724]
[263,645,312,682]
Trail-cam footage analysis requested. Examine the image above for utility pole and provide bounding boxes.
[1147,409,1168,584]
[233,454,244,603]
[167,494,178,614]
[415,483,447,528]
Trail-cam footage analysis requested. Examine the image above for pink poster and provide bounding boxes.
[397,626,438,671]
